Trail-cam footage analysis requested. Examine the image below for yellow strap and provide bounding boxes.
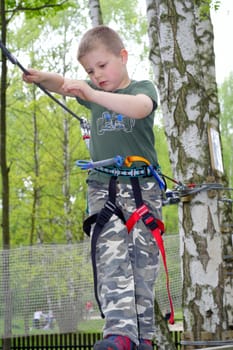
[124,155,151,167]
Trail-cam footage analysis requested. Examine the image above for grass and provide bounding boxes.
[78,310,183,333]
[0,311,183,336]
[78,318,105,333]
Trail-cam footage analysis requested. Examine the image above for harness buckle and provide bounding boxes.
[142,212,159,231]
[113,168,121,176]
[104,200,117,213]
[130,168,138,177]
[142,165,152,178]
[96,200,117,227]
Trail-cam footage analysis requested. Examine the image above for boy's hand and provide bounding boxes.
[62,79,95,101]
[22,69,65,94]
[22,68,43,84]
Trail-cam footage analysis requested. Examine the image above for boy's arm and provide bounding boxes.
[22,69,74,96]
[62,80,154,119]
[91,90,154,119]
[24,71,155,118]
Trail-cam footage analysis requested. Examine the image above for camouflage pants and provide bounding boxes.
[87,179,162,346]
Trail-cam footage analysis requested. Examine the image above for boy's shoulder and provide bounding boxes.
[130,79,154,85]
[126,80,157,97]
[120,79,156,92]
[130,79,153,85]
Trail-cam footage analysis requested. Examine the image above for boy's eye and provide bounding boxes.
[99,63,106,68]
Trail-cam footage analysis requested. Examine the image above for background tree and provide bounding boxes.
[0,0,70,244]
[0,2,70,347]
[219,72,233,188]
[88,0,103,26]
[146,0,233,346]
[1,2,91,246]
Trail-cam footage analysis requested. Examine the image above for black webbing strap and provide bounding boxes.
[83,176,125,317]
[130,177,144,208]
[83,176,125,236]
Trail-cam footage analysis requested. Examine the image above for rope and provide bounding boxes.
[0,41,84,123]
[0,41,91,150]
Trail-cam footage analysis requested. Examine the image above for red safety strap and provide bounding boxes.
[126,204,175,325]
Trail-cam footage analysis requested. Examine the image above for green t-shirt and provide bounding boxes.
[77,80,158,184]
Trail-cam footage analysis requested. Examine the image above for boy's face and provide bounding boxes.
[79,44,130,92]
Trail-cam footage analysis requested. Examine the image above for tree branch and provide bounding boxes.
[5,1,69,14]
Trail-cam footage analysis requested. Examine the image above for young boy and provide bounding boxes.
[23,25,163,350]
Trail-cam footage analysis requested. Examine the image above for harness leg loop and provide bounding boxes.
[126,177,174,324]
[83,176,126,318]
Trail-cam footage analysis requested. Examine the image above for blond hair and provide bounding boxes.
[77,25,125,61]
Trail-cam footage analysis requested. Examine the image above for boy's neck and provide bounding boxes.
[116,77,131,90]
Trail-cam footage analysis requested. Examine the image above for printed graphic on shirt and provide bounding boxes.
[97,111,135,135]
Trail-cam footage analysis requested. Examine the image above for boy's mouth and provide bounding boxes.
[99,81,107,87]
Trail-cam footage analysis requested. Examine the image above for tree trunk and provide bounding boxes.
[30,86,42,244]
[0,2,12,349]
[154,299,177,350]
[60,25,73,243]
[63,111,73,243]
[0,0,10,251]
[88,0,103,26]
[146,0,233,347]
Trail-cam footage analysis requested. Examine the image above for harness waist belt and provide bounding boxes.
[95,165,157,177]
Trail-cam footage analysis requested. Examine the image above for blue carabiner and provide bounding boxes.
[76,160,93,170]
[114,155,124,167]
[76,155,124,170]
[148,165,166,190]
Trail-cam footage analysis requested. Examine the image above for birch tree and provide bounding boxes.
[88,0,103,26]
[146,0,233,347]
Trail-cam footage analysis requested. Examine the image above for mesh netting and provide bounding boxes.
[0,235,182,338]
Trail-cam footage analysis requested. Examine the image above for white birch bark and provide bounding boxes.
[88,0,103,26]
[146,0,233,346]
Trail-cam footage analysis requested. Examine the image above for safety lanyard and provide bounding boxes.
[127,177,174,324]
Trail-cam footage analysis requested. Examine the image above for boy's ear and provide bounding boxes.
[120,48,128,64]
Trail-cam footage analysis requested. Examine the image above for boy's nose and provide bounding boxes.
[94,69,101,80]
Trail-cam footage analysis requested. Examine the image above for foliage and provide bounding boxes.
[100,0,147,38]
[218,72,233,188]
[195,0,221,16]
[0,1,92,246]
[100,0,149,68]
[6,79,89,244]
[5,0,72,22]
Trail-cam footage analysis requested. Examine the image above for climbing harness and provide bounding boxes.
[81,155,175,325]
[83,174,174,324]
[0,41,91,148]
[79,153,233,325]
[77,155,166,190]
